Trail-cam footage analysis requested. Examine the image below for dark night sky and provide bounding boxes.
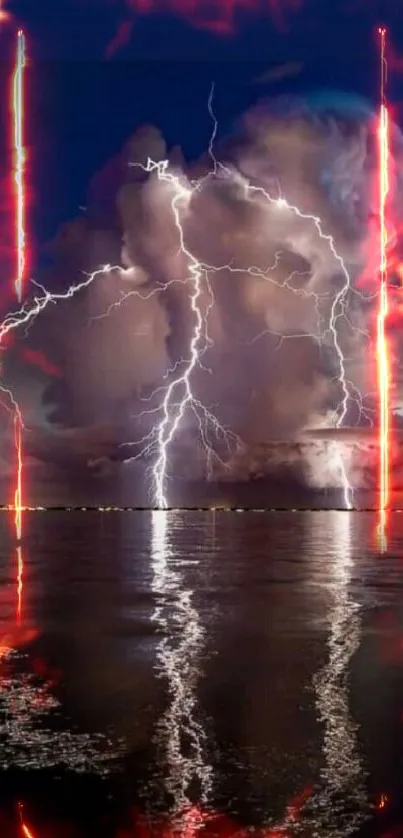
[0,0,403,261]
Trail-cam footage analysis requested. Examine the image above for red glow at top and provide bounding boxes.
[111,0,302,34]
[0,0,11,24]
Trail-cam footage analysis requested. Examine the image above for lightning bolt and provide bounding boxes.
[211,168,356,508]
[0,267,123,582]
[377,26,390,552]
[123,87,358,509]
[128,158,228,510]
[0,271,149,612]
[0,267,125,347]
[1,87,366,513]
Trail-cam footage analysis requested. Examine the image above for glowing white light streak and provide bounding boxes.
[151,510,212,824]
[311,512,368,835]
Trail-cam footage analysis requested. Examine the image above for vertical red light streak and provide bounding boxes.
[13,28,27,303]
[377,27,390,552]
[11,29,26,620]
[14,410,23,623]
[21,822,36,838]
[18,804,36,838]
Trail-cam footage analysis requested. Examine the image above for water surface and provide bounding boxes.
[0,509,401,836]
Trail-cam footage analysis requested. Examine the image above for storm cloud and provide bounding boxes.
[4,91,403,491]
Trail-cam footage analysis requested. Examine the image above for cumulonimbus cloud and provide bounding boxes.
[4,91,403,489]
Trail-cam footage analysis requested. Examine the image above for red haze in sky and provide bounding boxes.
[20,348,63,378]
[104,0,302,51]
[128,0,301,31]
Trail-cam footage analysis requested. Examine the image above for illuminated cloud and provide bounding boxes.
[6,91,403,489]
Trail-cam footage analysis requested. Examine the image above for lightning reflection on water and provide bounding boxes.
[310,511,369,837]
[151,510,213,829]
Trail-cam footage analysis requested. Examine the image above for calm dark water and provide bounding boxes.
[0,509,402,837]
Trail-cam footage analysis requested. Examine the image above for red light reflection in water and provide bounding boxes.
[18,804,36,838]
[0,787,394,838]
[3,794,316,838]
